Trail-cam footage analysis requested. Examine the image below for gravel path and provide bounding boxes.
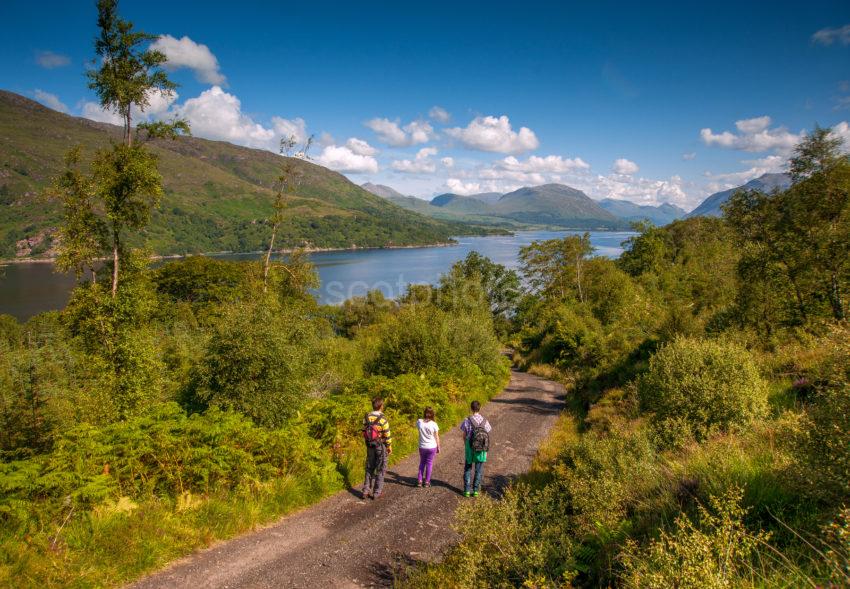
[129,370,565,589]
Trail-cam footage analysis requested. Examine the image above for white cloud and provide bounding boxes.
[174,86,274,148]
[391,147,438,173]
[365,118,406,145]
[150,35,226,85]
[35,50,70,69]
[612,158,639,175]
[682,152,697,160]
[700,116,803,153]
[272,116,308,144]
[440,151,703,207]
[316,144,379,174]
[445,115,539,154]
[446,178,482,195]
[812,24,850,46]
[317,132,336,147]
[81,102,124,125]
[33,89,68,113]
[405,120,434,144]
[831,121,850,150]
[700,121,850,189]
[735,116,772,134]
[704,154,787,185]
[365,117,434,146]
[581,173,691,207]
[429,105,451,123]
[441,157,454,168]
[144,88,178,115]
[345,137,379,156]
[496,154,590,173]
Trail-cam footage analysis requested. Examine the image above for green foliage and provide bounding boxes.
[366,297,502,379]
[725,129,850,324]
[190,300,320,427]
[0,315,21,348]
[62,253,163,419]
[332,290,395,338]
[153,256,249,307]
[48,146,108,280]
[822,508,850,587]
[520,233,594,302]
[793,325,850,503]
[637,338,768,447]
[620,487,770,589]
[87,0,177,143]
[444,251,521,335]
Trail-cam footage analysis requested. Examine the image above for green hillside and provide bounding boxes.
[430,192,495,214]
[0,91,485,259]
[495,183,627,229]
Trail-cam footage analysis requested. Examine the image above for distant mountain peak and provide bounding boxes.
[598,198,686,226]
[493,183,626,229]
[361,182,407,200]
[686,172,792,218]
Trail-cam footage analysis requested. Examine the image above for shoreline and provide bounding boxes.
[0,240,462,266]
[0,229,637,266]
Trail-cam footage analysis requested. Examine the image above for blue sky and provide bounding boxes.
[1,0,849,209]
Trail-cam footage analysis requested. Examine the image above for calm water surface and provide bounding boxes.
[0,230,634,321]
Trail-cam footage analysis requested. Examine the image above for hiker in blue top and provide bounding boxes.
[459,400,492,497]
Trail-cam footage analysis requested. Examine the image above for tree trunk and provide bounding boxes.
[263,223,278,293]
[575,255,584,303]
[111,230,119,297]
[125,110,132,147]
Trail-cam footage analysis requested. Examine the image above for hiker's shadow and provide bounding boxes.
[385,471,465,495]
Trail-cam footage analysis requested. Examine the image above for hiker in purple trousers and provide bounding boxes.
[415,407,441,487]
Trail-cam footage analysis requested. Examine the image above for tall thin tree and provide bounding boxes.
[87,0,178,295]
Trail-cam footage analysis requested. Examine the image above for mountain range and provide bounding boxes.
[686,173,792,218]
[0,91,488,260]
[366,170,796,228]
[598,198,686,226]
[363,183,687,229]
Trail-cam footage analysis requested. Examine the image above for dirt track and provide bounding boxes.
[129,370,565,588]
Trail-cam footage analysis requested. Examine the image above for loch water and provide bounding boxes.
[0,230,634,321]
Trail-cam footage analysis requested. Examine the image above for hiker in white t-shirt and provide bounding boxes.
[415,407,440,487]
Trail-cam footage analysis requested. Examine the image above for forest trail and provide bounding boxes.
[129,370,565,589]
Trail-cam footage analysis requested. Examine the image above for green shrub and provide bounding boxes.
[637,337,768,446]
[620,487,770,589]
[190,301,321,427]
[0,315,21,348]
[153,256,248,307]
[366,302,502,379]
[797,385,850,503]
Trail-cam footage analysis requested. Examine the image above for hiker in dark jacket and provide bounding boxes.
[362,397,392,499]
[459,400,491,497]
